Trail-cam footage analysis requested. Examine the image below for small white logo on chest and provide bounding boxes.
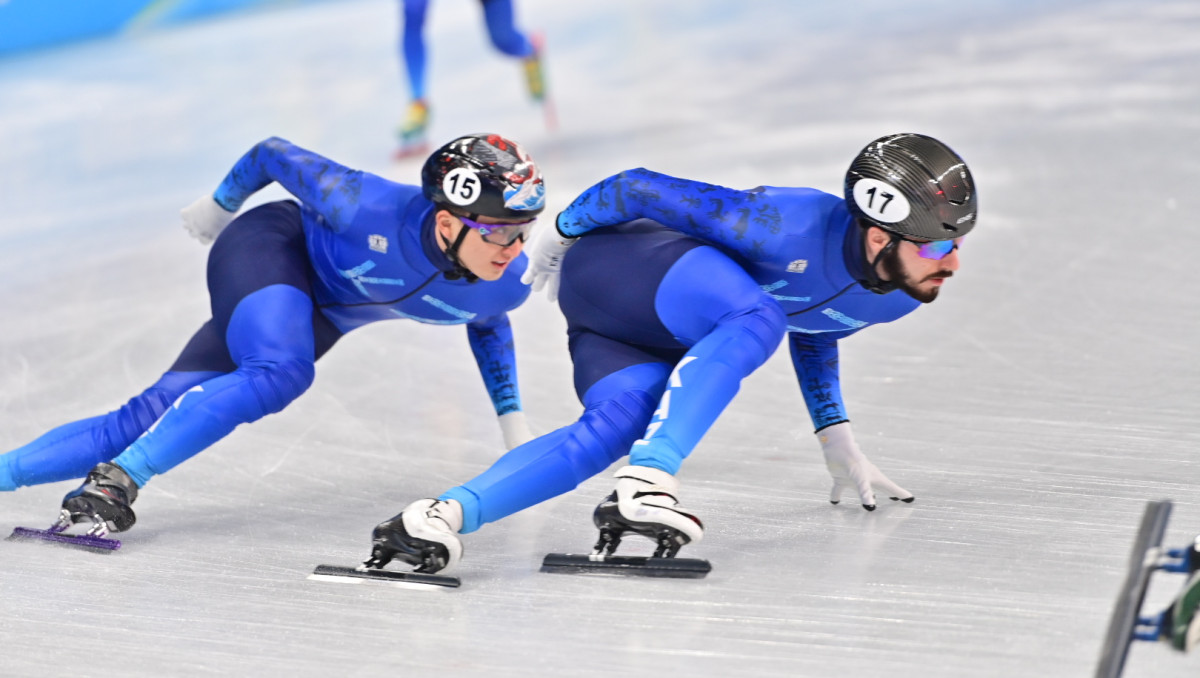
[368,235,388,253]
[787,259,808,273]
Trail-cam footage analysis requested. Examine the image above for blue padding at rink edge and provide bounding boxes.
[0,0,307,56]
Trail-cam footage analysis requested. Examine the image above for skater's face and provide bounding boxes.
[435,210,527,281]
[865,226,961,303]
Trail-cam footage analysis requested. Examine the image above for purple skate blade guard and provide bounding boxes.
[7,526,122,551]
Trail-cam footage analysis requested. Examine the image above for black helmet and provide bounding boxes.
[844,133,976,241]
[421,133,545,220]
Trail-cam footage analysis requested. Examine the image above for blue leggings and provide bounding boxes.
[400,0,534,101]
[0,201,342,491]
[442,220,786,532]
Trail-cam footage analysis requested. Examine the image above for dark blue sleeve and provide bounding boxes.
[212,137,364,232]
[788,331,856,432]
[556,168,785,262]
[466,313,521,416]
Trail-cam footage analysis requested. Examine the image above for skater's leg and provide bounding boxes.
[112,284,317,486]
[396,0,432,152]
[0,370,220,490]
[480,0,534,57]
[0,318,239,491]
[110,201,334,487]
[399,0,431,101]
[441,356,670,533]
[480,0,544,102]
[629,245,787,474]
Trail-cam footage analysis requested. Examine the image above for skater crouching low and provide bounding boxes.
[366,132,979,575]
[2,133,546,543]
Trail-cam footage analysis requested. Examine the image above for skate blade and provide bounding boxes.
[540,553,711,579]
[392,143,430,161]
[7,526,121,552]
[309,564,460,589]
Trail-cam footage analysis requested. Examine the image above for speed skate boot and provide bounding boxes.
[522,34,546,102]
[57,462,139,536]
[592,465,704,559]
[365,499,463,573]
[393,99,430,159]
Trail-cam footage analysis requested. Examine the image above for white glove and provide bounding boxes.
[817,421,914,511]
[520,216,578,303]
[181,195,236,245]
[498,411,533,450]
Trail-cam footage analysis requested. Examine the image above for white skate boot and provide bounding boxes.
[366,498,463,574]
[592,465,704,559]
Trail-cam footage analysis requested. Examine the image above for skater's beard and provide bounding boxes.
[879,246,954,304]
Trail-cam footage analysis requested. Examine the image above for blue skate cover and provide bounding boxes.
[7,526,122,552]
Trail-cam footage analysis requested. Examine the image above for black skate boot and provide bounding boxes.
[364,499,463,574]
[57,462,139,536]
[592,465,704,559]
[540,465,710,578]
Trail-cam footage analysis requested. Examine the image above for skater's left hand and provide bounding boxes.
[498,411,533,450]
[520,215,577,302]
[181,194,236,245]
[816,422,914,511]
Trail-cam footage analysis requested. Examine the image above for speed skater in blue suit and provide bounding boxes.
[365,133,978,575]
[0,133,547,539]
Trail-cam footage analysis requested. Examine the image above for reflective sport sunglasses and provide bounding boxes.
[905,237,963,260]
[459,215,536,247]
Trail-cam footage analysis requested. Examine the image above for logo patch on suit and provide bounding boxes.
[368,235,388,253]
[787,259,808,273]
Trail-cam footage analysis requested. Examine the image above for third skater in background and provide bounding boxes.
[395,0,546,158]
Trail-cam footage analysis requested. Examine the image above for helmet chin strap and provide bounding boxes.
[440,219,479,282]
[859,227,899,294]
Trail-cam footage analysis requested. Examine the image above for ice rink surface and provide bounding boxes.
[1,1,1198,676]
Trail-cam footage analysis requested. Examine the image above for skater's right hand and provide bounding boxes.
[816,422,914,511]
[520,214,578,303]
[181,194,236,245]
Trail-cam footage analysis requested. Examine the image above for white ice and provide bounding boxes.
[0,1,1198,676]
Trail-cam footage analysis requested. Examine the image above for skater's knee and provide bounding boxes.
[236,358,315,415]
[487,31,526,56]
[103,371,218,455]
[563,390,658,479]
[718,298,786,373]
[743,297,787,356]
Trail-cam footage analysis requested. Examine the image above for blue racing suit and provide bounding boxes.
[0,138,529,491]
[440,168,922,532]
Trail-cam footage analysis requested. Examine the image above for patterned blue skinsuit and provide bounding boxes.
[400,0,534,102]
[0,138,529,491]
[440,169,925,533]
